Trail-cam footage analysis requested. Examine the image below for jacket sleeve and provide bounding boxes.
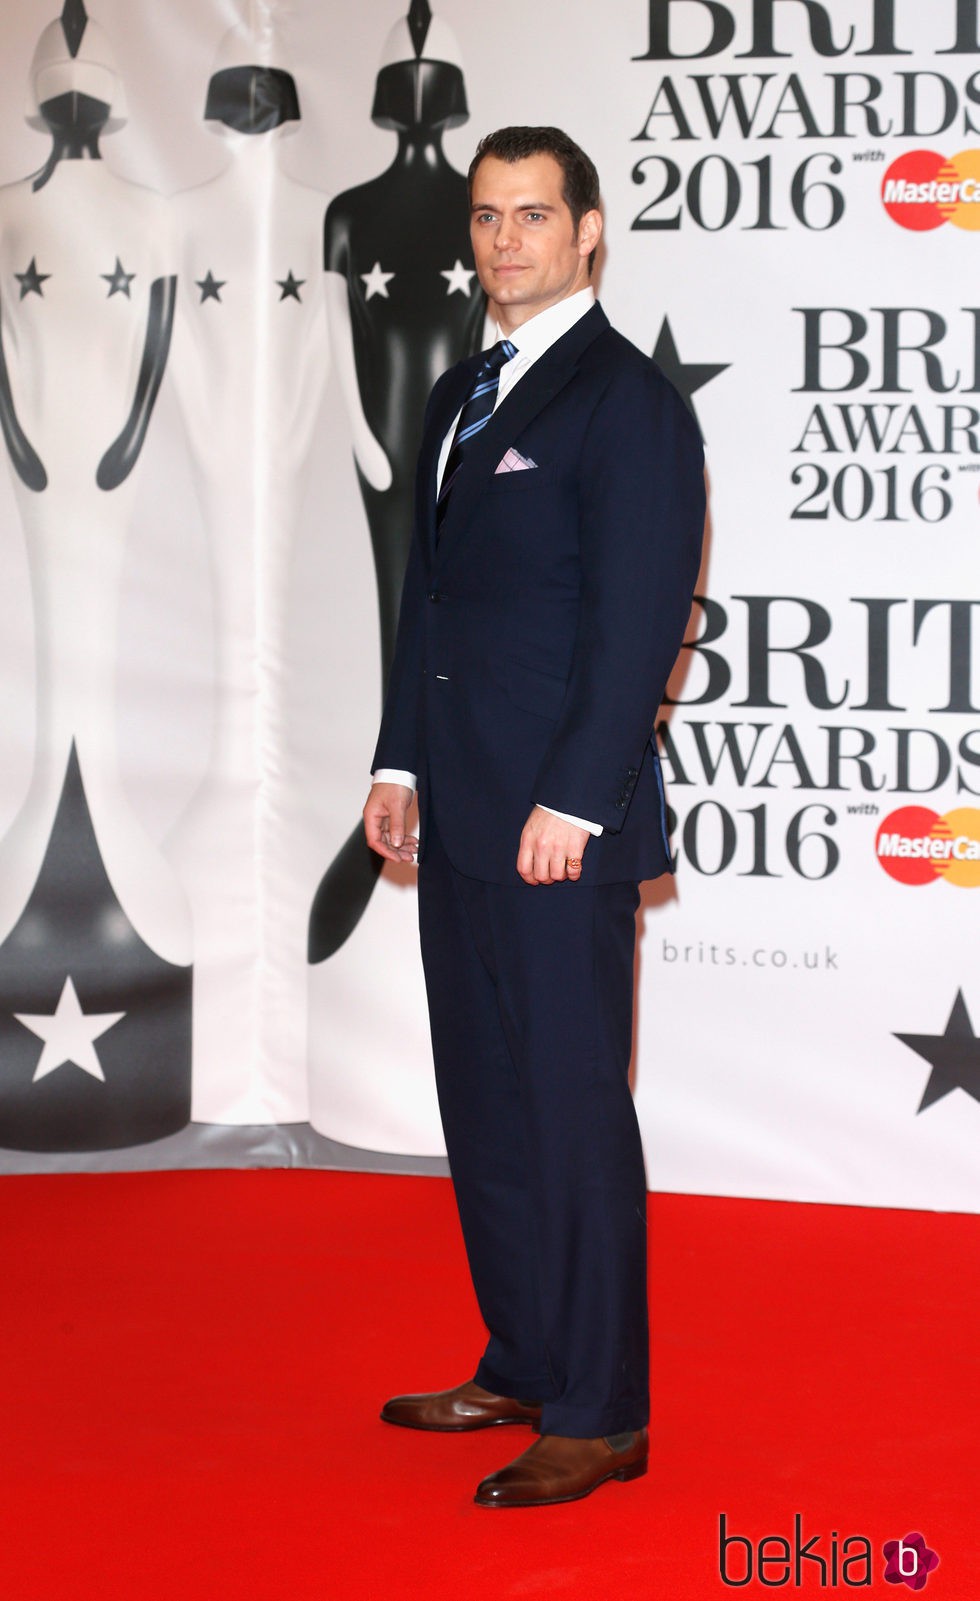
[370,528,426,776]
[532,361,705,831]
[369,370,456,773]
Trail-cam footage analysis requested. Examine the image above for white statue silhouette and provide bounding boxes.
[168,7,334,1124]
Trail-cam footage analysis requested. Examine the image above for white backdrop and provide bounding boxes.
[0,0,977,1209]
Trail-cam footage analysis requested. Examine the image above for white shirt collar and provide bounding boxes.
[493,286,595,364]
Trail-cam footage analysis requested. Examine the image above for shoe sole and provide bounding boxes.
[474,1456,648,1508]
[380,1412,541,1432]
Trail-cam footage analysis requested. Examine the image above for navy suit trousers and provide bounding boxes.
[417,814,649,1438]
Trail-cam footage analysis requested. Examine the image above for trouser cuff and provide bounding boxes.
[474,1357,554,1404]
[538,1398,650,1439]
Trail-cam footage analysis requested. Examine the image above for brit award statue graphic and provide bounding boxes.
[308,0,485,963]
[0,0,191,1152]
[167,10,329,1124]
[305,1,482,1156]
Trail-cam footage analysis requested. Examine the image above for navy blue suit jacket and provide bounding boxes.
[372,302,705,886]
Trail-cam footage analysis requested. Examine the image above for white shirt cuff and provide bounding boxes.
[370,782,601,836]
[372,769,416,791]
[538,804,603,837]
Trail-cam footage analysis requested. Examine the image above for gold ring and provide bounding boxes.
[565,857,582,869]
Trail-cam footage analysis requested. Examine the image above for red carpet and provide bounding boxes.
[1,1169,975,1599]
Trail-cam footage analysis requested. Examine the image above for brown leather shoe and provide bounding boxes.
[380,1380,542,1432]
[474,1429,648,1507]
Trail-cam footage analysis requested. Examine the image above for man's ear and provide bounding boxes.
[577,208,603,259]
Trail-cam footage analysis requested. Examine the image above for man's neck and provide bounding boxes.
[493,286,595,347]
[493,281,594,338]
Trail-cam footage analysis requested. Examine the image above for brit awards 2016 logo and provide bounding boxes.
[790,305,980,527]
[657,593,980,882]
[629,0,980,235]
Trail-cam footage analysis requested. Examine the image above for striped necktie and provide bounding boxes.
[436,338,517,532]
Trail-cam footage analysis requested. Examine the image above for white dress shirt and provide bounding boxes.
[374,286,602,837]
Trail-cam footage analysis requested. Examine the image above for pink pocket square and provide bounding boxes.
[495,447,538,474]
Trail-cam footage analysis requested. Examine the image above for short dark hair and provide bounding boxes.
[468,126,601,267]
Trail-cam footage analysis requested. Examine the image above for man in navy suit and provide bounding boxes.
[363,126,704,1508]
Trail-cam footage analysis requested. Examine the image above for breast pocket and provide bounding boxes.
[485,464,558,494]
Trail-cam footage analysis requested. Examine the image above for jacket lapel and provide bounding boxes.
[434,303,609,568]
[416,358,484,562]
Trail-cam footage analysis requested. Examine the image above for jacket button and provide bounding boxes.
[426,590,440,602]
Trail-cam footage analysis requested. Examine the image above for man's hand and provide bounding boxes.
[363,783,418,863]
[517,807,589,886]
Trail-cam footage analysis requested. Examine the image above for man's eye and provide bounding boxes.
[476,213,496,224]
[525,212,545,222]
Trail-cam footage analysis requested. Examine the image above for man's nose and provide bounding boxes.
[494,220,518,251]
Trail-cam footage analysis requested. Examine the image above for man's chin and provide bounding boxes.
[489,269,530,291]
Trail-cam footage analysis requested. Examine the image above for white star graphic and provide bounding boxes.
[361,260,395,301]
[440,258,477,297]
[15,976,125,1084]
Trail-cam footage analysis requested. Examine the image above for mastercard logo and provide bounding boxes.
[881,149,980,231]
[875,806,980,887]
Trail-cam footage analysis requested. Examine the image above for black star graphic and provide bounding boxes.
[15,257,51,299]
[101,257,136,298]
[894,990,980,1113]
[651,318,729,437]
[196,271,225,304]
[276,270,305,302]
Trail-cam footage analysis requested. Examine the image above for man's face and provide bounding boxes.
[469,153,601,331]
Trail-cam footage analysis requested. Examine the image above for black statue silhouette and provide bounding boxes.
[308,0,484,962]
